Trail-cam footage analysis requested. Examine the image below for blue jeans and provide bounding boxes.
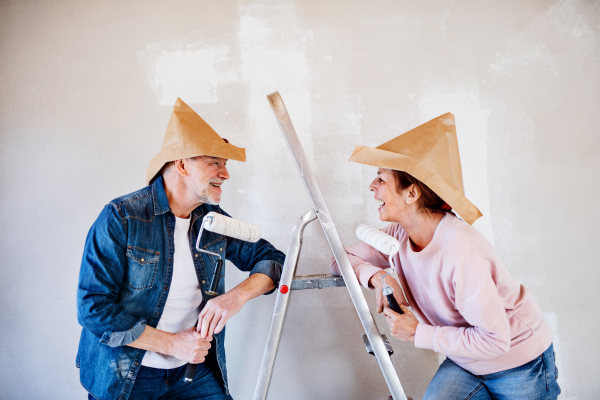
[87,363,233,400]
[424,343,560,400]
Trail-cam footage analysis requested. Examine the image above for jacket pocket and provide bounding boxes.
[126,247,159,289]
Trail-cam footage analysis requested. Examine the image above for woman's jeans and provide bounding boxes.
[424,343,561,400]
[87,362,232,400]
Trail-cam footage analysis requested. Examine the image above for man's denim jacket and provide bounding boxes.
[76,176,285,400]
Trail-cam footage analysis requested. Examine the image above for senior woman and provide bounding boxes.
[331,113,560,399]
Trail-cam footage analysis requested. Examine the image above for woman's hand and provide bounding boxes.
[369,270,406,313]
[383,304,419,342]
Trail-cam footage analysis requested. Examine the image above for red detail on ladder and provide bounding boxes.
[280,285,289,294]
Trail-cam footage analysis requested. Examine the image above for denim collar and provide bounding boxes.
[151,176,171,215]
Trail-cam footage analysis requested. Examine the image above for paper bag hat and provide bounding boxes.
[146,98,246,185]
[348,113,482,224]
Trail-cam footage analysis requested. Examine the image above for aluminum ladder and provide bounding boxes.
[252,92,409,400]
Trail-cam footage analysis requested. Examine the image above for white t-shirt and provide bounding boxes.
[142,216,203,369]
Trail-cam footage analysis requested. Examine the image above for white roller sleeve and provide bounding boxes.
[355,224,400,256]
[203,212,262,242]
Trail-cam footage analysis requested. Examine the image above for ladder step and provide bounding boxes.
[291,274,346,290]
[363,333,394,356]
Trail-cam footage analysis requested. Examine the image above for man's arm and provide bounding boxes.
[198,272,275,339]
[196,212,285,339]
[77,204,146,347]
[127,326,213,364]
[78,204,213,363]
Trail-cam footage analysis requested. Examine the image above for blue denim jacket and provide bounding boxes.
[76,176,285,400]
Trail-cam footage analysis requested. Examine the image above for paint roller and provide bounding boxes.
[355,224,408,315]
[184,211,262,383]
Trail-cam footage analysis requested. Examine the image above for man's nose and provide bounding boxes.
[219,165,230,180]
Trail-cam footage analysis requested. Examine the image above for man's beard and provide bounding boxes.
[197,191,220,205]
[198,186,221,205]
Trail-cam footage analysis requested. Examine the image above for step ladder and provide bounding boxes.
[252,92,410,400]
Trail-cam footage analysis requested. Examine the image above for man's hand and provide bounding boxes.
[169,327,212,364]
[198,290,246,339]
[127,325,211,363]
[369,270,406,313]
[383,305,419,342]
[196,272,276,339]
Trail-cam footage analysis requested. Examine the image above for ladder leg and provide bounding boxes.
[267,92,408,400]
[253,209,317,400]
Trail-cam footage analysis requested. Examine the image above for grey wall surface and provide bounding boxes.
[1,0,599,399]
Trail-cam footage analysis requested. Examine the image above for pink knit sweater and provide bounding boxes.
[330,214,553,375]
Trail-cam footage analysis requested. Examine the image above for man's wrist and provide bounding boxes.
[166,331,176,356]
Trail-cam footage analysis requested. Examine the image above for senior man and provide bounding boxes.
[77,98,285,400]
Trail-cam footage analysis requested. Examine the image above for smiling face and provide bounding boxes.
[184,156,230,205]
[369,168,414,223]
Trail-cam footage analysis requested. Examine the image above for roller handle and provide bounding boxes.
[184,362,197,383]
[386,292,403,315]
[206,259,223,296]
[184,259,223,383]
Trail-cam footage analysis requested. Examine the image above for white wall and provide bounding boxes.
[1,0,599,399]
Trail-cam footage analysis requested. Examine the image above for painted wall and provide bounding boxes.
[1,0,599,398]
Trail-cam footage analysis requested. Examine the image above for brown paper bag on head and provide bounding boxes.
[349,113,482,225]
[145,98,246,185]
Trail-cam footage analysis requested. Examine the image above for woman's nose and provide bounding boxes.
[369,179,377,192]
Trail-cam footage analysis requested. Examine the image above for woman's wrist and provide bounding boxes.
[368,270,386,288]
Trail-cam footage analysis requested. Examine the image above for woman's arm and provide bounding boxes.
[329,239,391,287]
[414,252,512,361]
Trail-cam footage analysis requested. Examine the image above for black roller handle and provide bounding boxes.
[184,258,223,383]
[385,291,404,315]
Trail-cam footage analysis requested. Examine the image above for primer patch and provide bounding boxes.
[137,31,241,106]
[236,2,315,217]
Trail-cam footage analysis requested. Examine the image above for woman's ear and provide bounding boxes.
[405,184,421,205]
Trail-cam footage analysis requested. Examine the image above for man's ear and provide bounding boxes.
[174,159,187,176]
[405,184,421,205]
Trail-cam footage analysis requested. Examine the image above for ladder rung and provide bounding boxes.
[291,274,346,290]
[363,333,394,356]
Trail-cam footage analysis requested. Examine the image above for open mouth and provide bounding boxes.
[376,198,385,208]
[210,182,222,188]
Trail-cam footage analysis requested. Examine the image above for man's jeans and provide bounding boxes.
[88,363,233,400]
[424,343,561,400]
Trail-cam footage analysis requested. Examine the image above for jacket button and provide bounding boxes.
[169,259,172,263]
[135,362,139,366]
[141,258,145,262]
[164,286,168,290]
[219,248,223,251]
[195,254,198,258]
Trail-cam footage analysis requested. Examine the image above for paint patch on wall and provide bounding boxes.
[237,3,313,158]
[137,31,242,106]
[236,1,314,217]
[150,48,218,105]
[418,84,494,245]
[490,0,597,79]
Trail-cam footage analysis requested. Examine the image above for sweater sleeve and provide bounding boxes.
[329,225,395,288]
[414,248,511,361]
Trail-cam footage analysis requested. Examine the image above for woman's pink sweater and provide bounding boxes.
[330,214,553,375]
